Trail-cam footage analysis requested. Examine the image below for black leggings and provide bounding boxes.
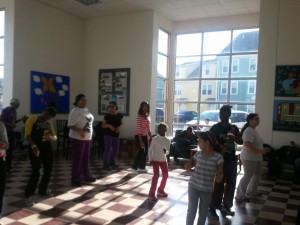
[132,135,148,170]
[25,147,53,198]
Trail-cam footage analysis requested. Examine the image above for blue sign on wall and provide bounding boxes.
[30,70,70,114]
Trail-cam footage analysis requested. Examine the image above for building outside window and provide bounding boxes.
[249,57,257,72]
[173,28,259,133]
[232,59,239,73]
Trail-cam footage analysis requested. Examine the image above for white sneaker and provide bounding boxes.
[137,168,148,173]
[24,198,35,207]
[131,168,138,174]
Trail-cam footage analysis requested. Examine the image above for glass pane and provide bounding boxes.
[202,56,218,78]
[0,11,4,37]
[156,78,166,102]
[210,80,228,102]
[200,80,216,102]
[203,30,231,54]
[230,80,256,103]
[183,103,219,131]
[231,54,258,78]
[158,29,169,55]
[214,55,230,78]
[174,80,199,101]
[156,101,165,123]
[173,102,198,123]
[0,39,4,64]
[232,28,259,53]
[176,33,202,56]
[0,66,3,78]
[175,57,201,78]
[157,54,167,78]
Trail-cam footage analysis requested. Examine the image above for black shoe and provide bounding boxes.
[110,163,119,169]
[38,189,54,197]
[235,196,250,204]
[208,208,219,220]
[103,165,111,171]
[221,206,235,216]
[71,182,82,187]
[84,177,96,183]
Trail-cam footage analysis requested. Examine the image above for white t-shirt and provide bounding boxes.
[240,126,264,161]
[148,135,171,162]
[68,107,94,140]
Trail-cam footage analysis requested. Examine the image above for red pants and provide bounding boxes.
[149,161,168,197]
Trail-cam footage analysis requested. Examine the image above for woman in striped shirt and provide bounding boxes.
[131,101,152,173]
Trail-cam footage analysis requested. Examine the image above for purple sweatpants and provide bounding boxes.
[70,138,93,183]
[103,135,120,165]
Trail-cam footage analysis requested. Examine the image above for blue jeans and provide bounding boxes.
[186,184,212,225]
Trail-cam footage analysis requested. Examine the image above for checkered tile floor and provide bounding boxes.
[0,149,299,225]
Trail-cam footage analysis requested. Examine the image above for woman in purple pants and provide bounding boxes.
[68,94,96,187]
[102,101,123,170]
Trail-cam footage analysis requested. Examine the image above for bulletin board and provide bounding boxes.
[98,68,130,116]
[31,70,70,114]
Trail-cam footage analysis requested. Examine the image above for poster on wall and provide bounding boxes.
[275,65,300,97]
[98,68,130,116]
[30,70,70,114]
[273,100,300,132]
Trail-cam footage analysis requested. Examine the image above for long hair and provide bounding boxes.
[241,113,259,135]
[138,101,150,115]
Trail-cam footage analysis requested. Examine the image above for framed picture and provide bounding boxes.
[275,65,300,97]
[31,70,70,114]
[98,68,130,115]
[273,100,300,132]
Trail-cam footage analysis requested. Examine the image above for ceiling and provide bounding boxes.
[37,0,260,22]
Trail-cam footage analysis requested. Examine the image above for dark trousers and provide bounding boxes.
[132,135,148,170]
[5,131,15,171]
[0,157,6,214]
[210,158,237,209]
[25,147,53,198]
[103,135,120,165]
[70,138,93,184]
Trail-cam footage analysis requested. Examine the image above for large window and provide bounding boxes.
[0,10,4,110]
[174,28,259,132]
[156,29,170,127]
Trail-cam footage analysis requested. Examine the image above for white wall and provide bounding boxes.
[84,11,155,136]
[257,0,300,148]
[174,14,259,33]
[13,0,84,119]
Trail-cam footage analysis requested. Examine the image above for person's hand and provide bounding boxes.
[262,148,270,155]
[226,133,235,141]
[215,172,223,183]
[0,141,8,150]
[221,145,231,154]
[32,146,40,157]
[79,130,85,139]
[0,150,5,158]
[115,126,122,133]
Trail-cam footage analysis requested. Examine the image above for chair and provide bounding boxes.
[169,129,197,161]
[56,120,68,157]
[92,121,104,159]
